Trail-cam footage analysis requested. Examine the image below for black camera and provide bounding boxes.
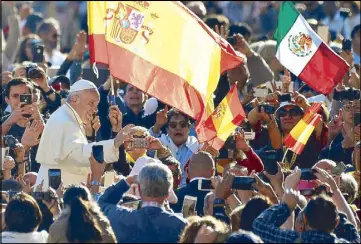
[2,135,18,149]
[227,36,237,46]
[258,104,276,114]
[25,63,42,80]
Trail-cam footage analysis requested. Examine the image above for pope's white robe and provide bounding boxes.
[34,103,119,190]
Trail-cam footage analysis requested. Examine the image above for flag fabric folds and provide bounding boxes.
[274,2,349,95]
[196,83,246,150]
[87,1,242,126]
[284,103,322,155]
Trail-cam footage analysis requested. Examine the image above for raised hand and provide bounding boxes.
[109,105,122,133]
[89,154,105,182]
[156,105,168,128]
[114,124,136,148]
[2,71,13,85]
[215,171,235,200]
[282,68,292,93]
[146,136,164,151]
[233,33,253,57]
[284,166,301,190]
[21,120,44,148]
[292,91,309,109]
[282,188,301,212]
[234,129,250,152]
[214,24,229,40]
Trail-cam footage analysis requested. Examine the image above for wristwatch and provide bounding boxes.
[90,180,101,187]
[43,88,55,97]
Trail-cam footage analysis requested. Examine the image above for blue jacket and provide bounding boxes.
[98,180,187,243]
[170,179,211,216]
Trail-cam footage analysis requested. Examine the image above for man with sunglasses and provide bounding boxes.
[150,108,200,187]
[37,18,65,67]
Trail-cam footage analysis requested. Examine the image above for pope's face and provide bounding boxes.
[77,89,100,120]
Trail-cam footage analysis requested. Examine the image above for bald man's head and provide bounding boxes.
[23,172,38,187]
[188,151,215,179]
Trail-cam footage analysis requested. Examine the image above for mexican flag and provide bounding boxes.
[274,2,349,94]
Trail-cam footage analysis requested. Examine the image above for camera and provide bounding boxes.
[25,63,42,80]
[2,135,18,149]
[226,36,237,46]
[258,104,276,114]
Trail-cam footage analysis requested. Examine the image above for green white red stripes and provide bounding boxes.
[274,2,349,94]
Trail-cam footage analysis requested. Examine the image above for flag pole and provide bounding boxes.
[110,76,116,105]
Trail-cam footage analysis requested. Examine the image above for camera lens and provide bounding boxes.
[28,68,42,79]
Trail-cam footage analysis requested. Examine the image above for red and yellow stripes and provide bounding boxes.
[87,1,242,122]
[284,103,322,155]
[197,83,246,150]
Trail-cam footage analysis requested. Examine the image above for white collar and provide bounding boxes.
[190,177,207,183]
[141,201,164,209]
[165,135,200,153]
[64,103,86,136]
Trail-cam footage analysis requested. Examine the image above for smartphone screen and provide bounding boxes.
[32,45,44,63]
[182,195,197,218]
[300,169,317,181]
[262,151,278,175]
[198,179,213,191]
[20,94,32,105]
[278,94,292,103]
[92,145,104,163]
[48,169,61,190]
[232,177,256,190]
[130,138,149,149]
[317,26,329,44]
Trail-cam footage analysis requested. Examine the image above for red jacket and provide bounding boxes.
[236,148,264,173]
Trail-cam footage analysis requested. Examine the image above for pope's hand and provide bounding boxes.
[114,124,136,148]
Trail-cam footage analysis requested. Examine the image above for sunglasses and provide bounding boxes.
[169,121,188,129]
[52,33,59,39]
[278,107,304,118]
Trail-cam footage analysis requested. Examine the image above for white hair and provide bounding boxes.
[138,163,173,198]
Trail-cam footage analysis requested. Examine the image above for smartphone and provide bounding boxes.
[300,168,318,181]
[182,195,197,218]
[253,88,268,98]
[92,145,104,163]
[317,25,329,43]
[342,39,352,52]
[20,94,32,105]
[121,200,141,210]
[331,162,346,176]
[226,36,236,46]
[32,44,44,63]
[258,104,276,114]
[48,169,61,190]
[354,113,361,126]
[31,192,53,201]
[131,138,149,149]
[278,94,292,103]
[262,150,278,175]
[232,176,256,190]
[244,131,256,141]
[198,179,213,191]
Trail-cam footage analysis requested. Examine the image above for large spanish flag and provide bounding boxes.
[88,1,242,123]
[284,103,322,155]
[197,83,246,150]
[274,2,349,94]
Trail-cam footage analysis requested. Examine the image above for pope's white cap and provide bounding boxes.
[69,79,98,93]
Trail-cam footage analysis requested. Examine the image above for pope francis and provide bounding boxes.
[34,79,127,190]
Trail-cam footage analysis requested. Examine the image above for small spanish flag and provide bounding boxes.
[197,83,246,150]
[88,1,242,125]
[284,103,322,155]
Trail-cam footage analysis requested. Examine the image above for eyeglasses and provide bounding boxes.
[278,107,304,118]
[169,121,188,129]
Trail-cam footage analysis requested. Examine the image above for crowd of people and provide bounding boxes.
[1,1,360,243]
